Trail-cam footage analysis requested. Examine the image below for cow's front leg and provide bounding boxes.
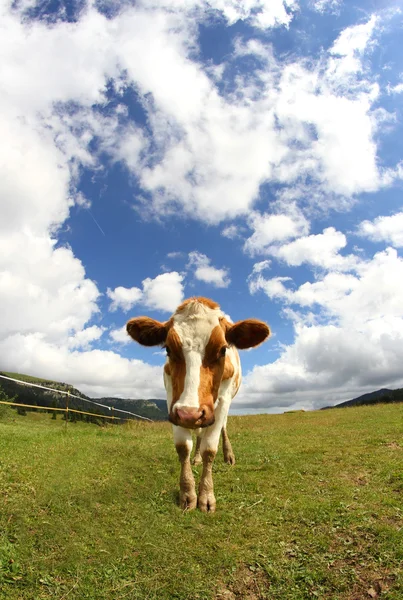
[176,444,197,510]
[198,449,216,512]
[174,427,197,510]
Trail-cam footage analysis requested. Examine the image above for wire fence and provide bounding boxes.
[0,374,153,424]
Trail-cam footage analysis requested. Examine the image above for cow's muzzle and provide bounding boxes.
[169,406,215,429]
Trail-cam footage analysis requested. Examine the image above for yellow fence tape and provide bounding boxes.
[0,400,124,421]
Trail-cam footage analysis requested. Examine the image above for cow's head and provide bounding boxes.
[126,297,270,429]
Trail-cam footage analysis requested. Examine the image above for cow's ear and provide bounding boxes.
[126,317,169,346]
[224,318,270,350]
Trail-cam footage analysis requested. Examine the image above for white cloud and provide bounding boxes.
[387,82,403,95]
[249,274,292,299]
[244,210,310,255]
[137,0,298,28]
[107,272,184,314]
[1,3,394,229]
[194,266,231,287]
[0,1,401,407]
[107,286,143,312]
[209,0,297,29]
[256,227,359,271]
[244,246,403,409]
[109,9,389,222]
[0,333,165,399]
[0,117,72,236]
[251,260,272,274]
[142,272,185,312]
[251,245,403,326]
[311,0,342,14]
[0,234,100,342]
[357,211,403,247]
[74,192,92,210]
[68,326,105,350]
[330,15,378,59]
[239,319,403,410]
[221,224,241,239]
[0,2,192,399]
[188,251,231,288]
[109,326,131,345]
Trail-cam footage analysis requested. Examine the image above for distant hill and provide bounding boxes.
[322,387,403,410]
[0,372,168,422]
[96,397,168,421]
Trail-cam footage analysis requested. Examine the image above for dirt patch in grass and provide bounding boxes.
[385,442,402,450]
[328,535,400,599]
[345,569,397,600]
[215,565,270,600]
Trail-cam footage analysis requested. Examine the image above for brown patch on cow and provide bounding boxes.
[204,325,227,363]
[198,325,228,416]
[234,368,241,394]
[225,319,270,349]
[126,317,171,346]
[223,356,234,380]
[219,316,232,333]
[176,296,220,313]
[165,327,183,360]
[165,328,186,406]
[197,364,218,426]
[186,325,229,422]
[198,364,220,400]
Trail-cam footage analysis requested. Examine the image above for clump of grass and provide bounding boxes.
[0,404,402,599]
[0,387,15,422]
[0,404,13,421]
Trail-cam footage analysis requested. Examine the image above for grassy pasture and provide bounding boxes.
[0,405,402,599]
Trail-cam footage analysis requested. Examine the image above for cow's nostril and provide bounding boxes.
[175,407,203,425]
[200,409,205,418]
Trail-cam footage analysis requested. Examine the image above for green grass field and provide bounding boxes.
[0,404,402,599]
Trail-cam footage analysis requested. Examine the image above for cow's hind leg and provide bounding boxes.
[191,435,202,465]
[222,418,235,465]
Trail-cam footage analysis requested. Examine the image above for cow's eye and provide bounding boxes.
[219,346,227,358]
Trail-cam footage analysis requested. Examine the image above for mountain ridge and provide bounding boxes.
[322,387,403,410]
[0,371,168,421]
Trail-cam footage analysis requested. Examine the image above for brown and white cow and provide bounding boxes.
[126,297,270,512]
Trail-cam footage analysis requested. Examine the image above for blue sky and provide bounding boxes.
[1,0,403,412]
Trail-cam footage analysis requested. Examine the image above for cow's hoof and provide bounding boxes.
[180,493,197,511]
[198,492,216,513]
[191,454,202,466]
[224,452,236,465]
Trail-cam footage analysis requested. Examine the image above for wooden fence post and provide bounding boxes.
[65,390,70,431]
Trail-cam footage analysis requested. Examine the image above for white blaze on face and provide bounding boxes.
[179,350,202,409]
[172,301,223,411]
